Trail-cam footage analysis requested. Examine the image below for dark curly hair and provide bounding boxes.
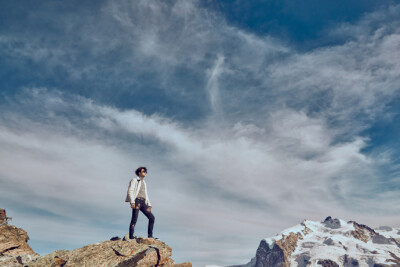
[135,166,147,176]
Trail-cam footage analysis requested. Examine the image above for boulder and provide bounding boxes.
[0,223,38,257]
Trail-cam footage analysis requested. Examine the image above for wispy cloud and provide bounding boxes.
[1,1,400,266]
[206,55,225,115]
[1,85,399,266]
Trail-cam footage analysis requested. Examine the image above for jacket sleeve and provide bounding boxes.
[128,179,137,204]
[144,181,152,207]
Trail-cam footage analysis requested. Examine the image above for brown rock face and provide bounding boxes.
[0,236,191,267]
[0,209,191,266]
[0,209,6,223]
[0,223,37,257]
[350,221,377,243]
[0,209,12,226]
[25,238,190,267]
[387,252,400,266]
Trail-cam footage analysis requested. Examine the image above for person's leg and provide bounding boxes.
[140,203,155,237]
[129,202,141,239]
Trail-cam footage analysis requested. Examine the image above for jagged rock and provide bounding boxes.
[343,254,359,267]
[53,255,67,267]
[294,253,310,267]
[255,232,302,267]
[227,217,400,267]
[322,238,334,246]
[0,209,191,267]
[0,223,38,257]
[110,236,121,241]
[255,239,284,267]
[0,209,6,223]
[322,216,341,229]
[0,209,12,226]
[349,221,378,243]
[372,234,391,245]
[317,259,339,267]
[21,238,191,267]
[387,252,400,266]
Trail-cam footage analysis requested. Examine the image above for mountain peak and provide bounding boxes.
[230,217,400,267]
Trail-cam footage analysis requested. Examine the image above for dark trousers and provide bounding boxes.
[129,198,155,238]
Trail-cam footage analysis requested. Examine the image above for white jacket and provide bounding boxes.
[125,177,152,206]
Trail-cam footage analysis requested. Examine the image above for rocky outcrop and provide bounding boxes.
[322,216,341,229]
[24,237,191,267]
[0,214,39,267]
[255,239,284,267]
[0,209,191,267]
[317,259,339,267]
[0,223,37,257]
[349,221,378,243]
[0,209,7,223]
[349,221,394,247]
[255,232,302,267]
[1,235,190,267]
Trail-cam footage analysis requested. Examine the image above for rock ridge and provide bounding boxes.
[0,209,191,267]
[228,216,400,267]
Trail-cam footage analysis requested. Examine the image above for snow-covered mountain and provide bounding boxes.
[229,217,400,267]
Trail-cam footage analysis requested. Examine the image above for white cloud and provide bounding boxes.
[1,2,400,266]
[206,55,225,115]
[1,86,399,265]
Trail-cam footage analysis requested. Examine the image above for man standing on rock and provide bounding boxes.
[126,166,156,239]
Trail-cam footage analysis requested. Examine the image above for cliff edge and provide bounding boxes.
[0,209,191,267]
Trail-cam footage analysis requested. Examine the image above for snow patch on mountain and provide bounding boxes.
[226,217,400,267]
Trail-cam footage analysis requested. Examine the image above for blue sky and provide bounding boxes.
[1,1,400,266]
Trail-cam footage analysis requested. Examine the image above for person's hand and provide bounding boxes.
[147,206,152,212]
[130,203,135,209]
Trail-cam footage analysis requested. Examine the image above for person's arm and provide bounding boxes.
[144,181,152,207]
[128,179,138,207]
